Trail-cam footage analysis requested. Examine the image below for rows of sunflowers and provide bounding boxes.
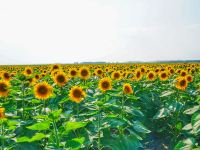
[0,63,199,150]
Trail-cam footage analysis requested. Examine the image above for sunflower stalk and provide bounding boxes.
[120,94,125,135]
[22,81,25,120]
[97,105,101,150]
[43,100,46,115]
[76,104,79,119]
[52,119,59,148]
[1,123,4,150]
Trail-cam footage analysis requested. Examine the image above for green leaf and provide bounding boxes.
[67,137,85,149]
[133,121,151,133]
[17,137,30,143]
[49,109,62,121]
[153,108,170,119]
[65,122,88,132]
[184,105,199,115]
[176,122,182,130]
[102,135,143,150]
[26,121,50,131]
[182,123,192,131]
[160,91,174,97]
[17,133,47,143]
[104,117,126,128]
[124,106,144,117]
[174,138,195,150]
[191,112,200,134]
[29,133,47,142]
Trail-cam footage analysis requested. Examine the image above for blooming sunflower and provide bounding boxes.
[175,77,188,91]
[95,69,103,77]
[159,71,168,81]
[186,75,193,83]
[53,72,68,86]
[123,83,133,94]
[34,82,53,100]
[0,81,10,97]
[98,77,112,92]
[2,71,10,81]
[0,107,5,119]
[111,71,121,80]
[69,86,86,103]
[79,67,90,80]
[135,69,142,81]
[147,71,156,81]
[69,68,77,78]
[24,67,33,76]
[180,70,187,77]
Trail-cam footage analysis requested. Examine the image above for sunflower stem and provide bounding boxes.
[1,123,4,150]
[76,104,79,120]
[43,100,46,115]
[97,105,101,150]
[120,94,125,135]
[52,119,59,148]
[22,81,25,120]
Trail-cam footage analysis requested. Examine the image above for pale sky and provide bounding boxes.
[0,0,200,64]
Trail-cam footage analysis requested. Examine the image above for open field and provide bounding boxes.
[0,63,200,150]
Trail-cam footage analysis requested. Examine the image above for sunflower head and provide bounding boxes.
[135,69,142,81]
[51,64,61,71]
[69,68,77,78]
[147,71,156,81]
[98,77,112,92]
[69,86,86,103]
[27,77,36,86]
[175,77,188,91]
[0,107,5,119]
[111,71,121,80]
[2,72,10,81]
[53,72,68,87]
[159,71,168,81]
[24,67,33,76]
[35,74,40,80]
[34,82,53,100]
[79,67,90,80]
[180,70,187,77]
[123,83,133,94]
[0,81,10,97]
[186,75,193,82]
[95,69,103,77]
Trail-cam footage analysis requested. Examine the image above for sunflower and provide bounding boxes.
[24,67,33,76]
[69,86,86,103]
[34,82,53,100]
[95,69,103,77]
[69,68,77,78]
[53,72,68,86]
[35,74,40,80]
[186,75,193,83]
[111,71,121,80]
[79,67,90,80]
[98,77,112,92]
[175,77,188,91]
[135,69,142,81]
[159,71,168,81]
[180,70,187,77]
[51,64,61,71]
[0,107,5,119]
[0,81,10,97]
[2,71,10,81]
[27,77,36,86]
[147,71,156,81]
[123,83,133,94]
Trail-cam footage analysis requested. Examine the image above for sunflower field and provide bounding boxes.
[0,63,200,150]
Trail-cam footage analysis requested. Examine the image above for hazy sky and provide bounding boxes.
[0,0,200,64]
